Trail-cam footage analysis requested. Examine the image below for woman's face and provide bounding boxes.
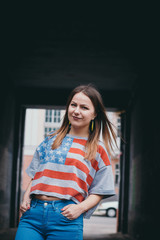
[68,92,96,132]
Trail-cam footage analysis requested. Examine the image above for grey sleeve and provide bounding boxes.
[88,165,115,196]
[84,165,115,219]
[26,150,40,178]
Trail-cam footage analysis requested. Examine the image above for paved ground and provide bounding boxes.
[83,215,117,239]
[0,214,135,240]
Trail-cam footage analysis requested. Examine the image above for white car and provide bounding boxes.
[96,201,118,217]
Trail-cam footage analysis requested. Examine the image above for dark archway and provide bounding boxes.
[1,3,159,240]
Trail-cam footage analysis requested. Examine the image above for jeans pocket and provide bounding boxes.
[20,209,30,220]
[57,208,69,220]
[52,204,73,222]
[54,205,84,224]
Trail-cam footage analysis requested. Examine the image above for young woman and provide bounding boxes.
[15,84,117,240]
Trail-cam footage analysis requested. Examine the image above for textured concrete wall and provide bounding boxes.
[0,87,15,228]
[128,82,159,239]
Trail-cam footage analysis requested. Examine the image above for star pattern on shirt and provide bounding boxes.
[63,147,68,151]
[51,155,55,161]
[42,142,47,147]
[56,150,62,155]
[65,142,70,146]
[59,157,65,162]
[37,135,73,165]
[67,137,72,142]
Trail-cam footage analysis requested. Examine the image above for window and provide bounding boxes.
[45,110,52,122]
[45,110,61,123]
[54,110,61,123]
[44,127,58,138]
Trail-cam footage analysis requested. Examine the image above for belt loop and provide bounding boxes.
[52,201,55,210]
[31,198,38,208]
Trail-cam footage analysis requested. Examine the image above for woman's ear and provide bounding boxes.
[94,112,97,119]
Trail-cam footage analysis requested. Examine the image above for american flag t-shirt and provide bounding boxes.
[26,134,115,218]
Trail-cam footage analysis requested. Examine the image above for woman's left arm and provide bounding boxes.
[61,194,103,220]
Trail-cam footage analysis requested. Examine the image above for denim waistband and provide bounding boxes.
[31,198,65,204]
[31,197,75,207]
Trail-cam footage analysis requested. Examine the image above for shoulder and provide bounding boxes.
[37,134,56,151]
[47,130,57,137]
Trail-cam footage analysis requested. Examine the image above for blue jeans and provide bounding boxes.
[15,199,83,240]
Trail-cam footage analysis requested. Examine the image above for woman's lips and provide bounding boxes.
[72,116,81,120]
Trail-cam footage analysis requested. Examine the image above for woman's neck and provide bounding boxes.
[69,127,89,138]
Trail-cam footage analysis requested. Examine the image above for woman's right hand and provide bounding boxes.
[20,198,31,217]
[19,178,33,217]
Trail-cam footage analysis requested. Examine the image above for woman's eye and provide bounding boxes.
[82,106,88,110]
[71,103,76,107]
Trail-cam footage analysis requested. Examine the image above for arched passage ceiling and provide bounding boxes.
[3,3,155,109]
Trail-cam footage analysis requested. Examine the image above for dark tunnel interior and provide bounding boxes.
[0,2,159,240]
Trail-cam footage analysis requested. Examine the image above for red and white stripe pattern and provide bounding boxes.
[28,134,112,204]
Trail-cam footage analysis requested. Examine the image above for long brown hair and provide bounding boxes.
[50,84,117,160]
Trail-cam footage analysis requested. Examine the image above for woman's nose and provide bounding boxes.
[74,106,80,114]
